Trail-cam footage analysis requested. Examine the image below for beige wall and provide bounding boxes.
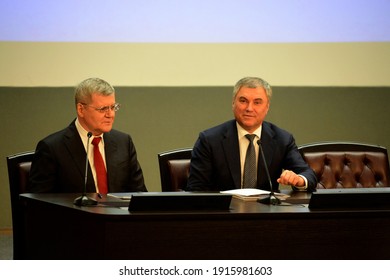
[1,42,389,87]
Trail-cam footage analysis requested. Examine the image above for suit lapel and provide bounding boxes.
[103,132,118,189]
[63,123,86,178]
[258,122,275,189]
[222,121,241,188]
[63,121,96,192]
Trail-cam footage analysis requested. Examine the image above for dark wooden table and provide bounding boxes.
[19,191,390,259]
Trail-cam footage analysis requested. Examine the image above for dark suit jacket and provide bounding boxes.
[28,120,147,193]
[186,120,317,192]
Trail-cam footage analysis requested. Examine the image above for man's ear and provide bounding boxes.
[76,103,84,117]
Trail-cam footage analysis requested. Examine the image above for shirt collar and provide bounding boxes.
[75,118,104,143]
[236,122,262,140]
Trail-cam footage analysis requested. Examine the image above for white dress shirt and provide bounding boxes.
[236,122,262,188]
[75,118,107,193]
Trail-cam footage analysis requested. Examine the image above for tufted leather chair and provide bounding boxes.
[158,148,192,192]
[298,142,390,189]
[6,151,35,259]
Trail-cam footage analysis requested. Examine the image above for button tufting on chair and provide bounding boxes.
[298,142,390,189]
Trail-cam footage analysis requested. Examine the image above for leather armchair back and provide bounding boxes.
[158,148,192,191]
[299,142,390,189]
[6,151,35,259]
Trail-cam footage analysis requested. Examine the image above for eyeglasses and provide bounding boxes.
[81,103,120,113]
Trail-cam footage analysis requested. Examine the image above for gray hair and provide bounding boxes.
[233,77,272,101]
[75,77,115,105]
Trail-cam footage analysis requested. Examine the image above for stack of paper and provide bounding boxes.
[221,188,290,201]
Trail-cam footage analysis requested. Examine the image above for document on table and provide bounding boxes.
[221,188,290,201]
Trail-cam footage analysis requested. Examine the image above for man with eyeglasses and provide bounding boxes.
[28,77,147,194]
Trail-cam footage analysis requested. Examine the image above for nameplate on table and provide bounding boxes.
[309,187,390,210]
[128,192,232,211]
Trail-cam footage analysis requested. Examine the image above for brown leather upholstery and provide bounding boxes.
[6,151,35,259]
[158,148,192,191]
[16,162,32,194]
[298,142,390,189]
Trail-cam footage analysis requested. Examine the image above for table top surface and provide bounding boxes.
[20,190,390,218]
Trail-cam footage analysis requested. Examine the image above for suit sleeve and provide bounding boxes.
[186,132,216,191]
[282,134,317,192]
[125,136,147,192]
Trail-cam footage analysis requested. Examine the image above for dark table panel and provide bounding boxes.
[19,191,390,260]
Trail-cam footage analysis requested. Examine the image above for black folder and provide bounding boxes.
[128,192,232,211]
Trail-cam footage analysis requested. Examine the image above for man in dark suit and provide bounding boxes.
[29,78,147,194]
[186,77,317,192]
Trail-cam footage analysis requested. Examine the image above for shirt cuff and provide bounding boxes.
[293,175,308,191]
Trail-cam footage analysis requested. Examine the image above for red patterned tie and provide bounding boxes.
[91,137,108,194]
